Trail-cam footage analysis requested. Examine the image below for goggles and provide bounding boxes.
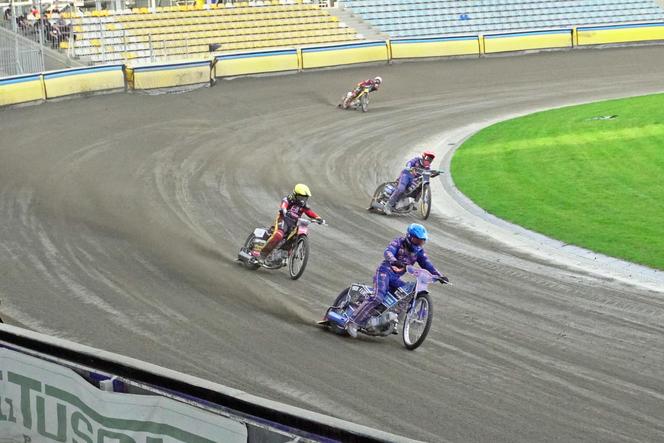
[409,235,426,246]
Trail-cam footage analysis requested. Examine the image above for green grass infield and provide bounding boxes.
[451,93,664,271]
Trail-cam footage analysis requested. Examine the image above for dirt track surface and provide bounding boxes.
[2,46,664,442]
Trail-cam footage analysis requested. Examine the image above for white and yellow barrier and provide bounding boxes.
[483,29,573,54]
[43,65,125,99]
[301,41,388,69]
[215,48,299,77]
[4,21,664,107]
[130,60,212,90]
[390,35,480,59]
[0,73,44,107]
[578,22,664,45]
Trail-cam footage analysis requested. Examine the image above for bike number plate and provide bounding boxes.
[253,228,268,238]
[382,292,399,308]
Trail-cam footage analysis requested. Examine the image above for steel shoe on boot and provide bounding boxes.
[346,322,358,338]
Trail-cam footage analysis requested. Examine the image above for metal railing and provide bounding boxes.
[0,24,44,76]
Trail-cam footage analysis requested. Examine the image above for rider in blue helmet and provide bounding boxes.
[346,223,449,338]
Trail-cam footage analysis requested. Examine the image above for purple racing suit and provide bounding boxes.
[387,156,430,208]
[349,236,441,326]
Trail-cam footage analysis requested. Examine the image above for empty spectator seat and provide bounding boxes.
[339,0,664,37]
[62,1,360,64]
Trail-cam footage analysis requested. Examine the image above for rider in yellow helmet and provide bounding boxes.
[253,184,324,261]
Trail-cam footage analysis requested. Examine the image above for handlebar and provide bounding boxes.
[300,218,327,226]
[412,167,444,176]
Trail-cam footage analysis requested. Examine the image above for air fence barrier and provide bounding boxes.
[300,40,389,69]
[0,323,419,443]
[576,21,664,45]
[42,64,125,99]
[214,48,300,77]
[389,35,480,59]
[127,59,214,90]
[1,21,664,107]
[482,29,574,54]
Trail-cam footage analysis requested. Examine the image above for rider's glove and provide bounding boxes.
[438,275,450,284]
[316,218,325,225]
[391,260,406,271]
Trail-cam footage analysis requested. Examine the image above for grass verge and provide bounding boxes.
[451,93,664,270]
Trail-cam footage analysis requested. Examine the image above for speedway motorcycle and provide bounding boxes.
[318,266,448,350]
[368,167,443,219]
[237,217,326,280]
[338,86,371,112]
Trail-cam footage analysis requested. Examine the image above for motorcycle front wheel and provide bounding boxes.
[242,234,260,270]
[402,293,433,350]
[360,94,369,112]
[288,236,309,280]
[369,182,387,209]
[419,184,432,220]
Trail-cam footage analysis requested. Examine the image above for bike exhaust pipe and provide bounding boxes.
[238,250,252,261]
[326,310,348,327]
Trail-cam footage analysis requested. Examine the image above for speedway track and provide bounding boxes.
[2,46,664,442]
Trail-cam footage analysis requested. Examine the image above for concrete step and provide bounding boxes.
[326,5,388,41]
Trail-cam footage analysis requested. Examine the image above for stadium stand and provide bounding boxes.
[61,1,360,64]
[339,0,664,37]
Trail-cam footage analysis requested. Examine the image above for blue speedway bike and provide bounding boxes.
[368,167,443,220]
[318,266,448,350]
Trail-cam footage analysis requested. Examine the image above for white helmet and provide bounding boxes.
[374,76,382,84]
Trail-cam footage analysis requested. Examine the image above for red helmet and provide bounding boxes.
[422,151,436,167]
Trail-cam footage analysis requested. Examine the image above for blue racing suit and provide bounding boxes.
[387,156,430,208]
[349,236,441,326]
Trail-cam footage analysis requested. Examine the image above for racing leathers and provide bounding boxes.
[386,156,431,210]
[342,78,380,109]
[348,236,442,326]
[258,194,321,259]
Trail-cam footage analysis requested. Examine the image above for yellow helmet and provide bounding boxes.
[293,184,311,197]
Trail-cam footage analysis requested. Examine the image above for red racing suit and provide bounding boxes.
[345,79,380,106]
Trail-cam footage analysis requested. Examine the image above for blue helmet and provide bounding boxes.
[406,223,427,252]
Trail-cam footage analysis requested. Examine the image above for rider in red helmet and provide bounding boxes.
[340,76,382,109]
[384,151,436,215]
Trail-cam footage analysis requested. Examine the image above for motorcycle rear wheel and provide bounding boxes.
[288,236,309,280]
[419,184,432,220]
[242,234,260,270]
[402,293,433,350]
[329,287,352,335]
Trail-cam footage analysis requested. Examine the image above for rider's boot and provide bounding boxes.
[383,203,392,215]
[346,322,358,338]
[342,92,353,109]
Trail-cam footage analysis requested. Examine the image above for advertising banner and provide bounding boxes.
[0,348,247,443]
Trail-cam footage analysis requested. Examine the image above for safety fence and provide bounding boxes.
[0,25,45,76]
[0,323,417,443]
[2,21,664,107]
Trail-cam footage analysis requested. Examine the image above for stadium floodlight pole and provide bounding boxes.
[10,0,17,32]
[38,0,45,71]
[11,0,22,74]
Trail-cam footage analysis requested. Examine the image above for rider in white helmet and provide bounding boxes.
[340,76,383,109]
